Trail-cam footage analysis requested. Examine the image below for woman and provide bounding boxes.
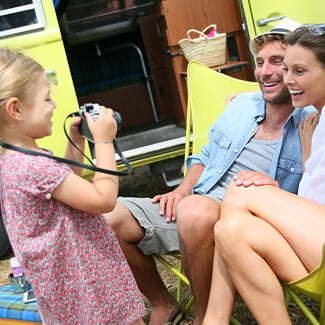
[203,24,325,325]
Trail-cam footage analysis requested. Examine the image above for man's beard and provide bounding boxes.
[263,86,292,105]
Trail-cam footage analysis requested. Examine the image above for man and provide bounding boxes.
[106,18,315,325]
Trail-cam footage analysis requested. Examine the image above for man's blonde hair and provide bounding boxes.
[250,34,287,56]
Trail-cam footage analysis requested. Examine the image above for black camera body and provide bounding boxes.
[78,103,122,140]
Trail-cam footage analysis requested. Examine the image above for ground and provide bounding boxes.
[0,165,320,324]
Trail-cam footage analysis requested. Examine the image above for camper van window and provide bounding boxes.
[0,0,46,38]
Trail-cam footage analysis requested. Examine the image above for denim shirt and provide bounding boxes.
[186,92,316,195]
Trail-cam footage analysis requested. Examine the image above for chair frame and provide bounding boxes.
[284,286,321,324]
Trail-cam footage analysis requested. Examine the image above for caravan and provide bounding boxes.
[0,0,323,257]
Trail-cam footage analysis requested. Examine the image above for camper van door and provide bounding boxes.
[241,0,325,42]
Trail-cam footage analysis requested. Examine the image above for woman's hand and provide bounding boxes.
[233,170,279,187]
[299,112,320,171]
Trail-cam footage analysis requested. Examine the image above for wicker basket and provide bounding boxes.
[178,25,226,67]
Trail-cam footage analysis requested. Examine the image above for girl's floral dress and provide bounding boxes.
[0,152,145,324]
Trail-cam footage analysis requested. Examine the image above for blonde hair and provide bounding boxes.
[251,34,287,56]
[0,48,44,109]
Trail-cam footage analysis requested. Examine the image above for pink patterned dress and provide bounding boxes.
[0,151,146,324]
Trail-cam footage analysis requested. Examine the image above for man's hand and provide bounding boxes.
[233,170,279,187]
[151,188,189,222]
[150,163,204,222]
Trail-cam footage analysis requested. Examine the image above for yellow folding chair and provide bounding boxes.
[284,243,325,324]
[155,61,259,321]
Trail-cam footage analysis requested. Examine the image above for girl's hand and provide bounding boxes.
[69,116,84,146]
[85,106,117,143]
[64,116,85,175]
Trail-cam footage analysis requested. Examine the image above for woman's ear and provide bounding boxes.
[5,97,23,121]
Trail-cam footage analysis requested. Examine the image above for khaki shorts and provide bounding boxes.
[117,197,179,256]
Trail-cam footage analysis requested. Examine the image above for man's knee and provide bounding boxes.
[105,202,129,228]
[177,195,221,241]
[105,202,144,243]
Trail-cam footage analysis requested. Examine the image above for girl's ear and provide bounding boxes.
[5,97,23,121]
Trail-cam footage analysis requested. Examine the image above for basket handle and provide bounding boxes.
[202,24,217,35]
[186,24,217,41]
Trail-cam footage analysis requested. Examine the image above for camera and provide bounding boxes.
[78,103,122,140]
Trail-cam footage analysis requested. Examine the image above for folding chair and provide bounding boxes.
[284,243,325,324]
[155,61,259,321]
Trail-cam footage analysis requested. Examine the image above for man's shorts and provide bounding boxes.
[118,197,180,256]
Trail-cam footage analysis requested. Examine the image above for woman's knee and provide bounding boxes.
[222,181,258,216]
[222,181,243,206]
[214,216,248,254]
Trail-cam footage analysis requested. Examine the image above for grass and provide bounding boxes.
[0,251,320,324]
[0,166,321,324]
[154,255,320,324]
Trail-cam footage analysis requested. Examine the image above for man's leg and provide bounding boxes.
[176,194,221,324]
[105,200,180,325]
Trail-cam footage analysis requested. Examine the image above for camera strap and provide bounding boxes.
[0,140,133,176]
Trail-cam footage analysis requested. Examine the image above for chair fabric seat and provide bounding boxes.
[288,245,325,302]
[284,244,325,324]
[0,284,41,323]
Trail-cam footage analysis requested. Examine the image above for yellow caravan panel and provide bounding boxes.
[241,0,325,42]
[0,0,79,157]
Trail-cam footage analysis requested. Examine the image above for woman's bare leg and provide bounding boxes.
[202,238,237,325]
[222,182,325,271]
[217,214,308,324]
[207,181,325,324]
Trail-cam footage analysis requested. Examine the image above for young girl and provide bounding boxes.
[0,48,145,324]
[203,24,325,324]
